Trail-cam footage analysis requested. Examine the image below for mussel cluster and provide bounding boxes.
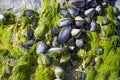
[0,0,120,80]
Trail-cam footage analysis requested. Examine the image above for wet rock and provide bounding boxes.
[67,5,79,16]
[36,41,48,54]
[58,26,72,44]
[0,0,41,17]
[59,18,73,27]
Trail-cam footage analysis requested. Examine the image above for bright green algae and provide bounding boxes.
[77,5,120,80]
[0,1,120,80]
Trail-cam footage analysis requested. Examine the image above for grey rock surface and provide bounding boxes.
[0,0,41,17]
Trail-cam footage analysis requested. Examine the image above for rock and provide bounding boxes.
[0,0,41,17]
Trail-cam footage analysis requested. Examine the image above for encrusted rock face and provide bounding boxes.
[0,0,41,17]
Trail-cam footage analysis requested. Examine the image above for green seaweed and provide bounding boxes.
[83,5,120,80]
[34,0,60,44]
[35,64,55,80]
